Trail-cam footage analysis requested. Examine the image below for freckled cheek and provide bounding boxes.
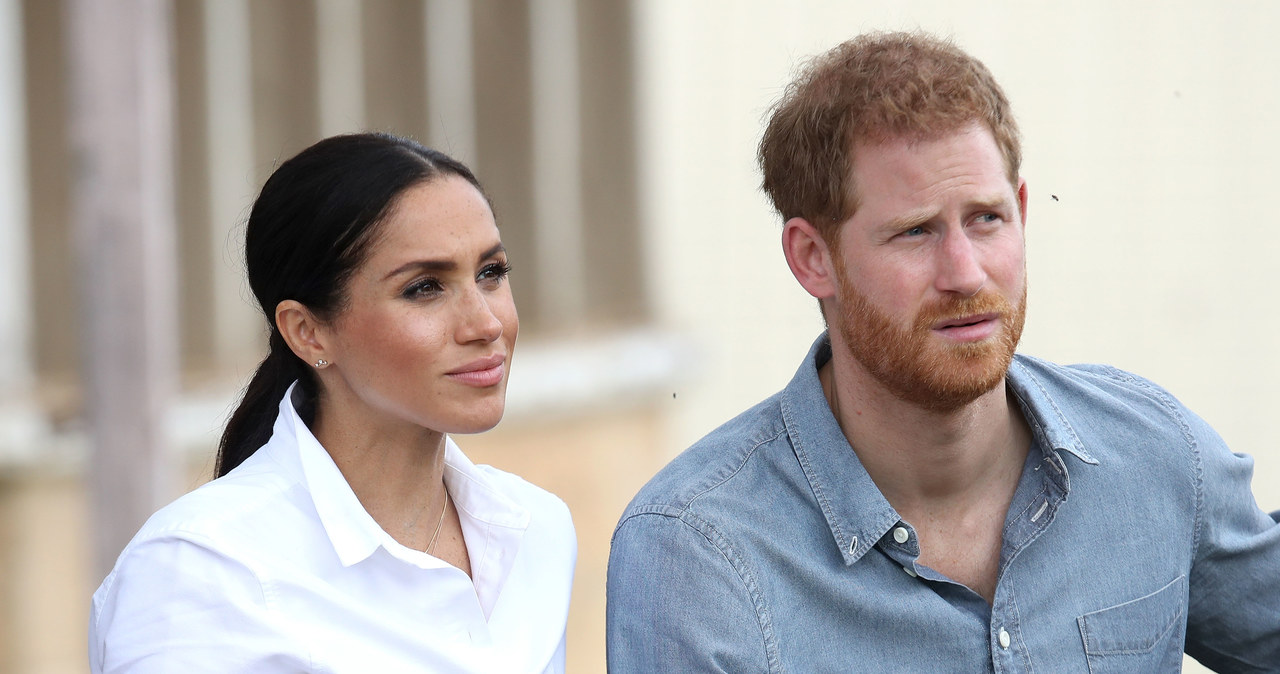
[357,324,450,378]
[492,292,519,344]
[503,307,519,344]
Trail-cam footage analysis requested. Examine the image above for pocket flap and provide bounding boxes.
[1077,574,1187,655]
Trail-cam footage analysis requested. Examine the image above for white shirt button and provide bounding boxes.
[902,565,918,578]
[893,526,910,544]
[998,628,1011,649]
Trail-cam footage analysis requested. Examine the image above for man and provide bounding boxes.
[606,32,1280,672]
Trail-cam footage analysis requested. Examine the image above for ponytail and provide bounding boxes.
[214,330,312,477]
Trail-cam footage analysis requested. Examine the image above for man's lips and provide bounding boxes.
[446,354,506,387]
[932,313,1000,341]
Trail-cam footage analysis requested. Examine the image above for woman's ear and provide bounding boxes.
[275,300,331,368]
[782,217,838,300]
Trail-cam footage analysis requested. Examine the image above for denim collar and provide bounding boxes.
[780,333,1098,566]
[1006,355,1099,467]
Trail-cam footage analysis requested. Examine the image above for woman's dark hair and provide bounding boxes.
[215,133,486,477]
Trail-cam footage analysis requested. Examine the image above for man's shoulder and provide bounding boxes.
[621,390,791,522]
[1012,353,1190,414]
[1009,353,1211,457]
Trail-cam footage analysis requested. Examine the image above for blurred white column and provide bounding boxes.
[424,0,476,165]
[530,0,585,324]
[0,0,44,466]
[316,0,365,135]
[202,0,259,370]
[0,0,30,392]
[68,0,179,579]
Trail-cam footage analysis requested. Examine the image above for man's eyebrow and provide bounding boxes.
[382,243,506,281]
[881,196,1012,232]
[882,209,934,232]
[967,195,1013,212]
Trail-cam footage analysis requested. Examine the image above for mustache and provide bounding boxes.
[914,290,1013,328]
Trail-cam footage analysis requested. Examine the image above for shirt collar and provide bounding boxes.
[278,383,386,567]
[780,335,901,566]
[442,444,531,617]
[272,383,532,584]
[1005,355,1099,466]
[779,334,1097,567]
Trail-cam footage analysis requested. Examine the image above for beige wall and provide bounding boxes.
[633,5,1280,672]
[635,0,1280,504]
[2,2,1277,673]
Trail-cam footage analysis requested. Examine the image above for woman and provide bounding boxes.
[89,133,576,673]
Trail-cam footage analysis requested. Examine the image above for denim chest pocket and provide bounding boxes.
[1076,574,1187,673]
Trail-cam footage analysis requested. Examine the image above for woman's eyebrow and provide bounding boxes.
[382,243,506,281]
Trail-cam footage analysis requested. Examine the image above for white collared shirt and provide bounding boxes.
[89,384,576,673]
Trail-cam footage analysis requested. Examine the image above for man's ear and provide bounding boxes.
[1017,178,1028,229]
[275,300,331,367]
[782,217,838,300]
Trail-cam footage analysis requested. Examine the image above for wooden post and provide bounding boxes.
[66,0,179,580]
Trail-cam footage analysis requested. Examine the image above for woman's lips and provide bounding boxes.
[446,354,506,387]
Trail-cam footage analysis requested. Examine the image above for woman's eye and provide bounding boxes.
[402,278,442,299]
[478,261,512,286]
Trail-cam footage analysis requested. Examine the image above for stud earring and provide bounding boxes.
[313,359,329,368]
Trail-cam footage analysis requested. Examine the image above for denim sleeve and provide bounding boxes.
[1183,412,1280,672]
[606,510,774,673]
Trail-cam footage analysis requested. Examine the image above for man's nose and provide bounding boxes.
[934,230,986,296]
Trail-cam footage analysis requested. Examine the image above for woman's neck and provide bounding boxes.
[311,391,450,552]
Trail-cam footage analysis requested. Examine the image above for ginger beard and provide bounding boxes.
[832,261,1027,413]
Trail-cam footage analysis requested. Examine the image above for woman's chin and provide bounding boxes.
[442,408,506,436]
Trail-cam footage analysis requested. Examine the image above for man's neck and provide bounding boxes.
[819,353,1031,603]
[818,354,1030,519]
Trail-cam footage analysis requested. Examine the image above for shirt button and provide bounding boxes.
[893,526,910,544]
[998,628,1011,649]
[902,565,918,578]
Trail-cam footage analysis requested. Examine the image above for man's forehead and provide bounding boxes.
[849,120,990,159]
[846,124,1015,197]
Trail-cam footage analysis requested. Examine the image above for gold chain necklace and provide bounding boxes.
[425,490,449,555]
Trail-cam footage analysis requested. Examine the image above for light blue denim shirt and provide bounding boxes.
[607,334,1280,672]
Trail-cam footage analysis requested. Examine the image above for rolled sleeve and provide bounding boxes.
[1184,414,1280,672]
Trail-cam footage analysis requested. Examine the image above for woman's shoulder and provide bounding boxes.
[125,450,310,559]
[463,460,572,524]
[446,454,576,569]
